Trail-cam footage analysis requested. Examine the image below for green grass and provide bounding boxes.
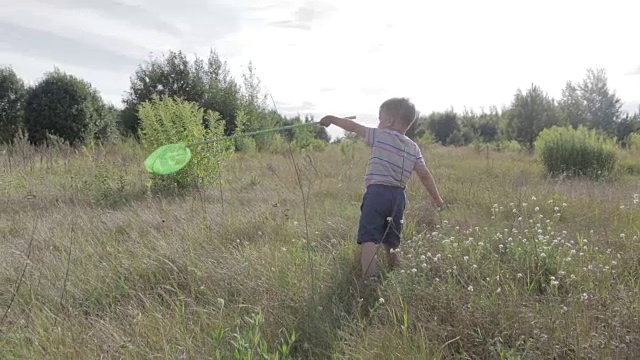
[1,139,639,359]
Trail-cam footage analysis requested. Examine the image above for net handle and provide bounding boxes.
[187,116,357,147]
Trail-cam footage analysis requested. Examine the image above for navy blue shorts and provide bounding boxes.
[357,184,407,248]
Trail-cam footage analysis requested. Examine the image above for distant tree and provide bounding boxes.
[506,83,559,148]
[0,66,27,144]
[405,112,429,140]
[616,106,640,147]
[426,110,460,145]
[558,68,623,135]
[91,101,120,143]
[477,120,500,143]
[446,130,464,146]
[121,49,241,137]
[579,68,623,134]
[23,68,108,146]
[304,114,330,143]
[558,81,586,127]
[197,50,242,134]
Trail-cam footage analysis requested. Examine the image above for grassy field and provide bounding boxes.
[1,138,639,359]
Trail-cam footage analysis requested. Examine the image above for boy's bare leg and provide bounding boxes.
[384,244,400,270]
[360,242,380,279]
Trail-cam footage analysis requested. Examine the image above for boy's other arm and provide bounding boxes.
[415,161,445,209]
[319,115,367,138]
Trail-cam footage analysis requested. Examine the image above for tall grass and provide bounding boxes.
[1,139,639,359]
[535,126,618,180]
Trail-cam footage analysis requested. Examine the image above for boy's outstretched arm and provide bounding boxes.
[415,162,445,209]
[319,115,366,138]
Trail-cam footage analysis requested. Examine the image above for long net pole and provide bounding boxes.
[187,116,356,147]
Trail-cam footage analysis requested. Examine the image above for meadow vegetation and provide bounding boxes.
[1,49,640,359]
[1,135,639,359]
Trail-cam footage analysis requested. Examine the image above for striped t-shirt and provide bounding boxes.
[363,127,426,189]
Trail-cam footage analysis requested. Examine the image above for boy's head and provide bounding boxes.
[378,97,417,132]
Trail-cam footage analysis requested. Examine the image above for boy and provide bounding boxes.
[319,97,444,283]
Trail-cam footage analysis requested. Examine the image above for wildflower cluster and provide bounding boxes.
[388,197,625,305]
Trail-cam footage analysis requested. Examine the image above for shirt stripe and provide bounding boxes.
[363,128,424,188]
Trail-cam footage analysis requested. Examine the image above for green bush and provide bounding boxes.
[235,136,257,153]
[629,133,640,152]
[138,95,233,189]
[416,132,436,148]
[495,139,522,153]
[535,126,618,179]
[23,68,104,146]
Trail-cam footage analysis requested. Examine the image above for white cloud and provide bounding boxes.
[1,0,639,139]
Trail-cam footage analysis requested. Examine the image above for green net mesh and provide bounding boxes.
[144,144,192,175]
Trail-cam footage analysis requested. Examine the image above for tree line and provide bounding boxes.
[405,68,640,149]
[1,50,639,149]
[0,49,329,148]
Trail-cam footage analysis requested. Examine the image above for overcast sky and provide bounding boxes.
[1,0,639,139]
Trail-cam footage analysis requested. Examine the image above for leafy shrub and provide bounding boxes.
[266,133,288,154]
[446,130,464,146]
[339,138,356,163]
[495,139,522,152]
[535,126,617,179]
[138,95,233,189]
[235,136,257,153]
[629,133,640,152]
[416,132,436,148]
[617,155,640,175]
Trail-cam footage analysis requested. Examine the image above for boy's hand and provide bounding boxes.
[319,116,333,127]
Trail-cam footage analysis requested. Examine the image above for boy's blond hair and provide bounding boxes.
[380,97,417,129]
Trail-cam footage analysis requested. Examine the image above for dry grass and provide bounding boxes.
[1,139,639,359]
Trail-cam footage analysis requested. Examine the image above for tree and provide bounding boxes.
[405,112,430,140]
[558,81,586,127]
[23,68,107,146]
[476,108,501,143]
[558,68,623,135]
[121,49,241,137]
[616,106,640,147]
[0,66,27,144]
[198,49,241,135]
[506,83,559,148]
[426,110,460,145]
[579,68,622,134]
